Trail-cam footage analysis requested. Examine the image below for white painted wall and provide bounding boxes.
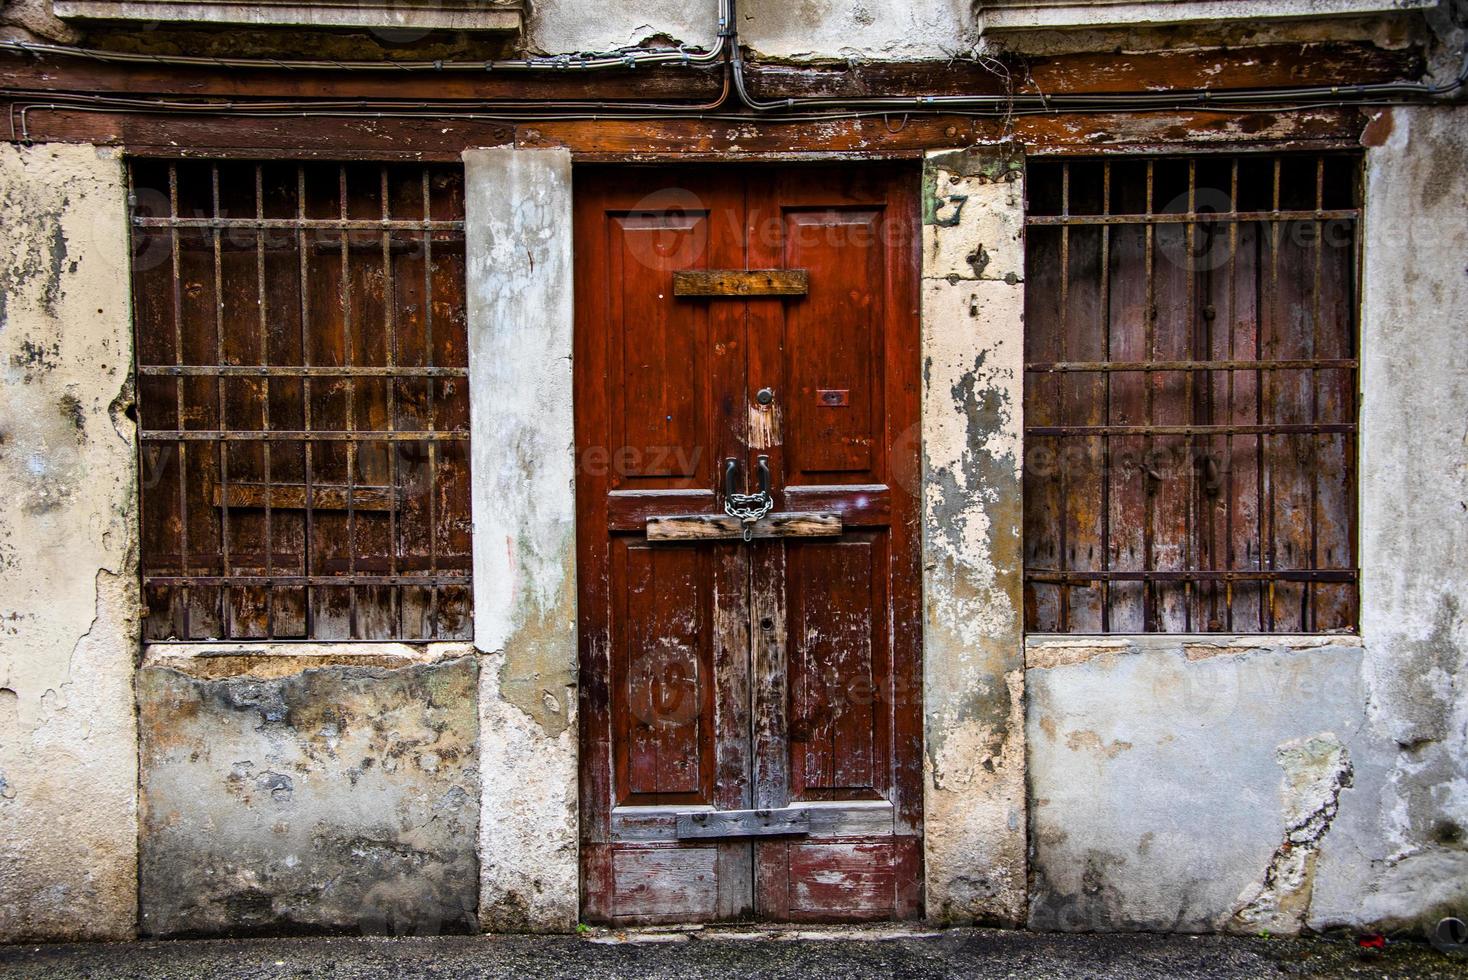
[463,146,580,933]
[0,143,138,942]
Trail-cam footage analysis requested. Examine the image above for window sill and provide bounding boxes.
[52,0,524,32]
[1024,632,1362,670]
[979,0,1433,31]
[142,640,478,678]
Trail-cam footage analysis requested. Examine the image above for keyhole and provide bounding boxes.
[756,387,774,406]
[760,617,775,631]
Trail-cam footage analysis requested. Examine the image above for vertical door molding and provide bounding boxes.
[919,146,1028,925]
[464,146,579,932]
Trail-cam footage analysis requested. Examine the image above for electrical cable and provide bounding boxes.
[2,0,1464,137]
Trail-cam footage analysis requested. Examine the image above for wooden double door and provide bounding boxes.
[574,165,922,924]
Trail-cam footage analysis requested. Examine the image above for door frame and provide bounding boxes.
[462,145,1030,931]
[569,161,925,924]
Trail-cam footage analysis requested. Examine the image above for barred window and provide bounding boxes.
[131,161,472,641]
[1023,153,1359,634]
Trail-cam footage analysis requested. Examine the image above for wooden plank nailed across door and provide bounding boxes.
[672,269,810,297]
[575,164,922,925]
[676,808,812,840]
[646,512,842,541]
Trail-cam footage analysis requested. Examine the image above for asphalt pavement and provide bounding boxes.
[2,926,1465,979]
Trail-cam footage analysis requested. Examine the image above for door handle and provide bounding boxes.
[724,457,740,500]
[755,454,771,498]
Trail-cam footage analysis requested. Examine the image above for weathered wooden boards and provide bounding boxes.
[211,483,398,512]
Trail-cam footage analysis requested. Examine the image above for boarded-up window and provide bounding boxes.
[1023,154,1359,634]
[131,161,472,641]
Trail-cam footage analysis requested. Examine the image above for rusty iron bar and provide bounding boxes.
[138,364,467,377]
[1023,152,1360,634]
[211,161,234,634]
[254,162,275,637]
[1025,209,1358,226]
[382,164,403,636]
[1026,358,1356,373]
[144,574,468,586]
[1028,423,1354,436]
[133,216,464,231]
[1100,159,1113,632]
[1142,158,1157,630]
[297,163,317,635]
[169,162,192,639]
[131,160,471,641]
[1321,153,1332,627]
[1057,160,1072,631]
[142,551,467,569]
[1027,569,1355,583]
[140,429,468,441]
[424,167,441,636]
[338,164,360,638]
[1225,157,1239,631]
[1184,157,1197,629]
[1265,157,1281,630]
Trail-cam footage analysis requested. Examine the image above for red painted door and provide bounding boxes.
[575,165,922,924]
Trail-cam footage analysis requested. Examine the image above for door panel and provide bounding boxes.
[788,535,889,802]
[614,539,714,805]
[782,208,883,477]
[607,211,710,486]
[577,165,921,925]
[757,837,923,922]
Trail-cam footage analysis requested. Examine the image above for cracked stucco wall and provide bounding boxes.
[0,142,138,942]
[137,646,480,937]
[1308,102,1468,934]
[738,0,977,62]
[463,146,579,933]
[1026,636,1374,933]
[920,146,1027,926]
[1025,104,1468,937]
[527,0,717,54]
[524,0,978,61]
[521,0,1404,61]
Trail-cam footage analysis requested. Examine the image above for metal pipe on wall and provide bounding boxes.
[1,0,1464,132]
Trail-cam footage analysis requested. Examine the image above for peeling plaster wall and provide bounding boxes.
[463,146,579,933]
[524,0,976,61]
[137,647,480,937]
[1311,102,1468,934]
[0,142,138,943]
[739,0,976,61]
[525,0,716,55]
[1025,104,1468,937]
[920,146,1027,926]
[1027,636,1376,933]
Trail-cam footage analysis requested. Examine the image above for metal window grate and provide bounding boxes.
[1023,153,1360,634]
[130,160,473,641]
